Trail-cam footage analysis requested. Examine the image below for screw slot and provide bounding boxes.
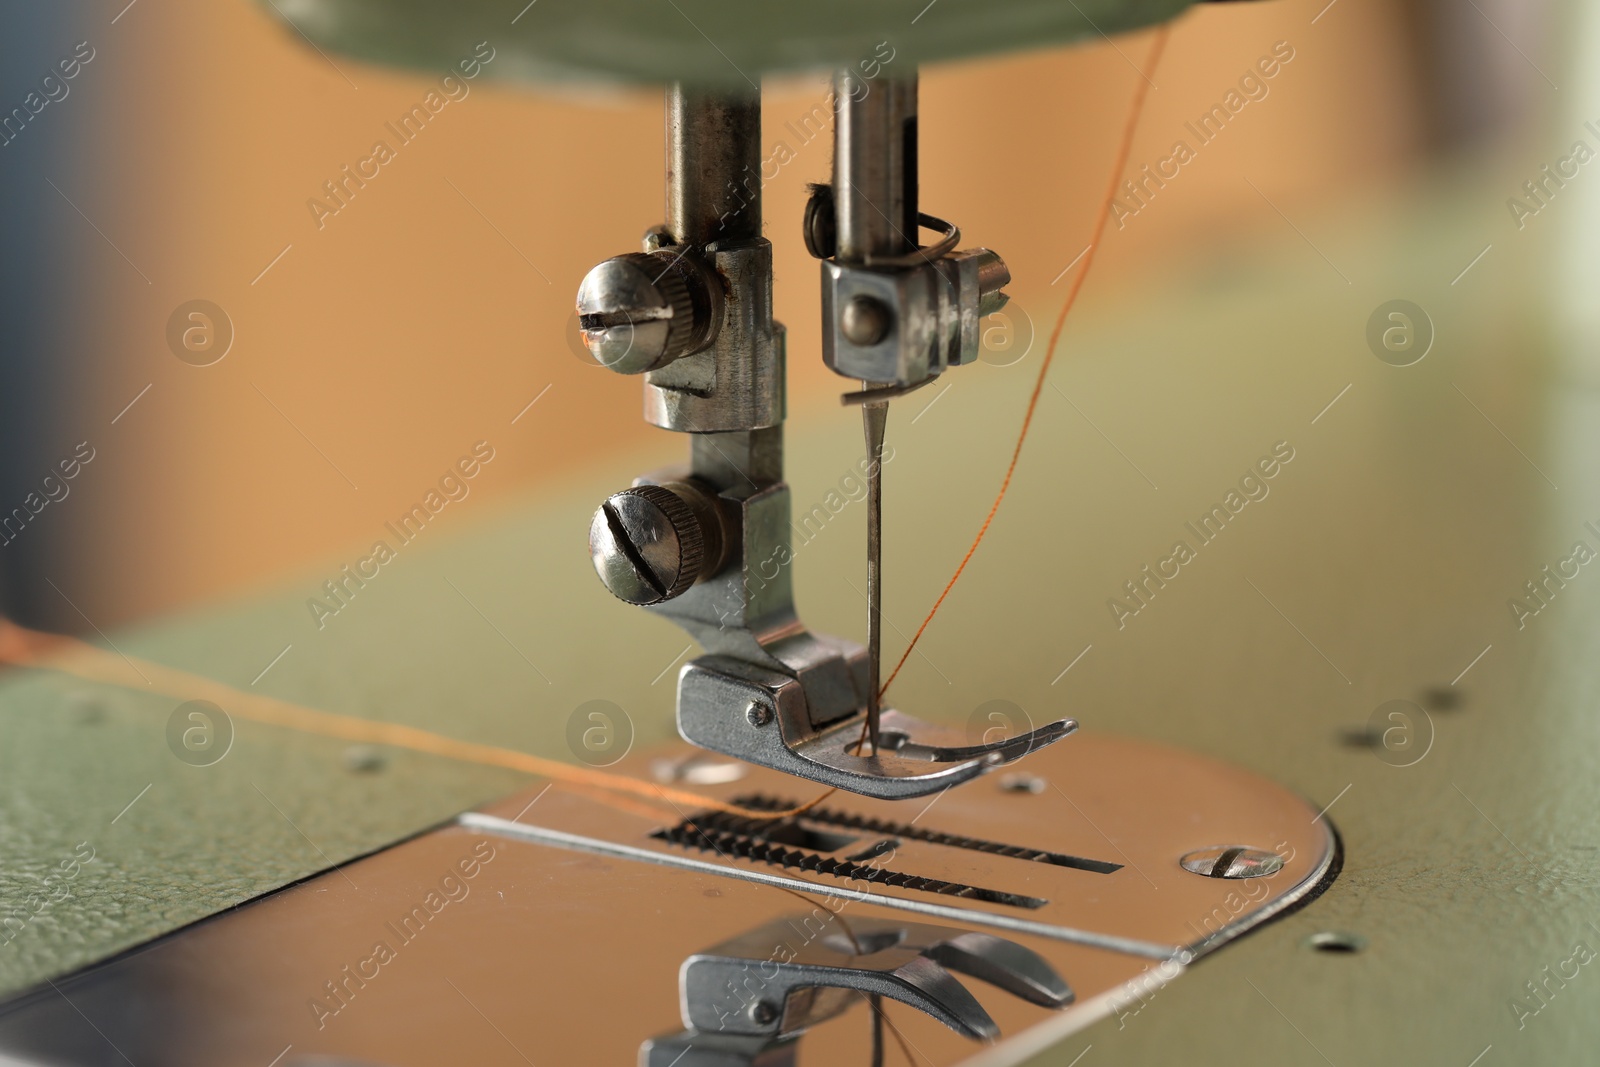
[1179,846,1285,879]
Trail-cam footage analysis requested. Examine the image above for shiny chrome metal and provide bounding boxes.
[460,814,1176,960]
[466,730,1340,968]
[676,916,1042,1041]
[0,734,1339,1066]
[576,84,782,432]
[575,249,719,374]
[820,247,1012,385]
[585,82,1051,798]
[642,85,783,431]
[820,69,1012,389]
[1179,846,1287,880]
[838,375,940,406]
[840,295,892,347]
[638,913,1074,1063]
[643,238,785,433]
[675,662,1074,798]
[862,399,887,753]
[588,481,726,605]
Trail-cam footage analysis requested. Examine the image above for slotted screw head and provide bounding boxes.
[575,252,698,375]
[1179,846,1285,879]
[589,484,709,606]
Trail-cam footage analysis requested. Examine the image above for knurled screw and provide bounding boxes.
[575,250,715,374]
[802,183,837,259]
[745,701,773,728]
[588,482,722,606]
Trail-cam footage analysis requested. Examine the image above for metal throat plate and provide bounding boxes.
[0,733,1337,1066]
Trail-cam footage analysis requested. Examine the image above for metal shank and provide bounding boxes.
[592,82,1065,799]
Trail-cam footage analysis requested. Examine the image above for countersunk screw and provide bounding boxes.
[745,701,773,728]
[1179,845,1285,879]
[748,999,779,1026]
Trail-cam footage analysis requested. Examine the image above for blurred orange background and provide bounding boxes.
[14,0,1549,628]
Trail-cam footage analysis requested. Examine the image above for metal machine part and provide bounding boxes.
[813,72,1012,390]
[640,916,1072,1066]
[0,733,1339,1066]
[462,733,1340,962]
[574,249,721,375]
[579,81,1066,798]
[587,481,727,606]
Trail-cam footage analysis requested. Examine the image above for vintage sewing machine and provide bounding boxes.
[12,0,1590,1064]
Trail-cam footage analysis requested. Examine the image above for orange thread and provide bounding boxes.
[876,27,1172,703]
[2,32,1173,830]
[0,618,828,822]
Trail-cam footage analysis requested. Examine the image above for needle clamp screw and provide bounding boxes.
[575,250,719,375]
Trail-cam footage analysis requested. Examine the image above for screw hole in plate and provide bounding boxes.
[1423,686,1464,711]
[1307,931,1366,954]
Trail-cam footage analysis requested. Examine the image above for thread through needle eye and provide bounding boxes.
[873,25,1172,705]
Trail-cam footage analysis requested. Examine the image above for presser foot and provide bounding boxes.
[676,655,1077,800]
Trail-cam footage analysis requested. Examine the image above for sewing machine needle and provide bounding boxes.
[863,395,888,756]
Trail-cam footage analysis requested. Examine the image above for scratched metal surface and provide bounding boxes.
[3,169,1599,1066]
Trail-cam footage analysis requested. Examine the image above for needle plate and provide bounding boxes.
[0,733,1337,1066]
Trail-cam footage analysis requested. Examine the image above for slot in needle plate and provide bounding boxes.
[0,733,1337,1067]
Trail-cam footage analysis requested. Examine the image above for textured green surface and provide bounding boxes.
[4,167,1600,1066]
[259,0,1193,87]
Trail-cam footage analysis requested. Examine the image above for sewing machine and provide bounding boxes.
[2,0,1594,1064]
